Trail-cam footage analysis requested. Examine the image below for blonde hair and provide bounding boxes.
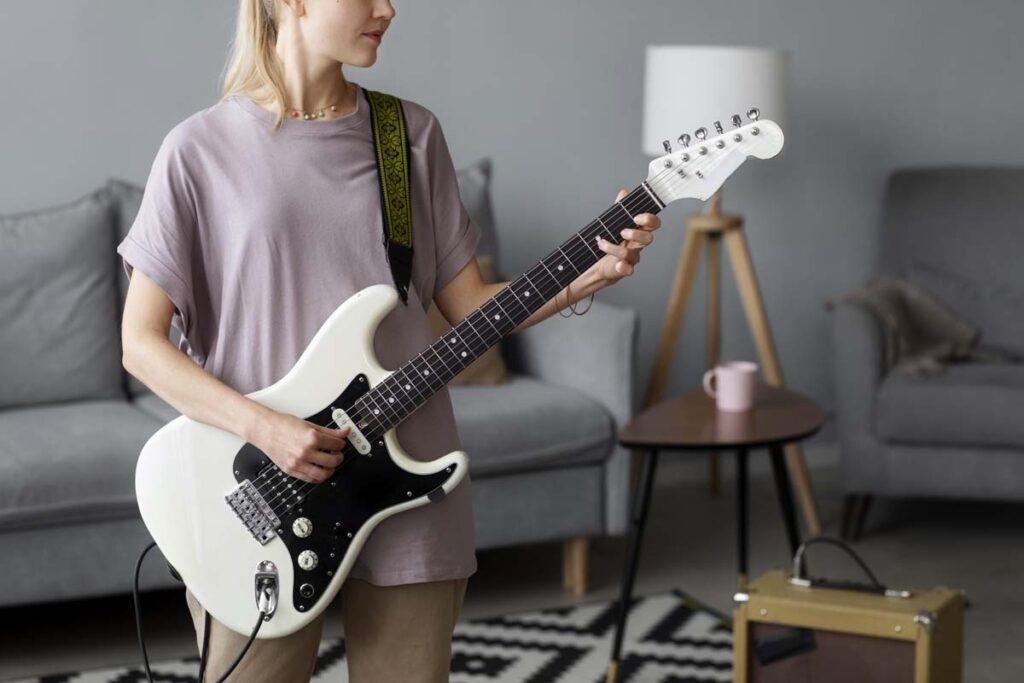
[220,0,290,130]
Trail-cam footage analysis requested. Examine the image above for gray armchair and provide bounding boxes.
[831,168,1024,538]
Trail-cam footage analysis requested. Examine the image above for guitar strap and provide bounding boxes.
[362,87,414,306]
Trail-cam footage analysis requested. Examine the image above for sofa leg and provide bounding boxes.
[563,537,589,597]
[840,495,874,541]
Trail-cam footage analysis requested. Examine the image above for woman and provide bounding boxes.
[117,0,660,680]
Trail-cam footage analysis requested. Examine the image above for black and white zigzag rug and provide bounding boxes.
[16,591,733,682]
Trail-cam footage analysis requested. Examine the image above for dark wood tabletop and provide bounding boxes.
[619,385,825,450]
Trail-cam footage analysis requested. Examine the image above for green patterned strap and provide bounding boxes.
[363,87,414,305]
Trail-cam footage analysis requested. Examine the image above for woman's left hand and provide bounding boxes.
[594,188,661,282]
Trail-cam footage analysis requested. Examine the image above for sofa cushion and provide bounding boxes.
[0,399,164,530]
[450,373,614,477]
[0,186,125,409]
[875,362,1024,448]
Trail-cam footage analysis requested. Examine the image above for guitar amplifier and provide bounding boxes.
[732,569,964,683]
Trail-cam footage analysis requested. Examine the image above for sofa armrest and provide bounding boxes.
[830,299,887,443]
[505,300,638,535]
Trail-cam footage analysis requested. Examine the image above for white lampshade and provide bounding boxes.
[642,46,789,157]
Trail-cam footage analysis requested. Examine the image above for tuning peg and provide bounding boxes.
[714,120,723,135]
[677,133,691,148]
[731,114,742,128]
[694,127,708,141]
[662,139,672,153]
[747,107,761,122]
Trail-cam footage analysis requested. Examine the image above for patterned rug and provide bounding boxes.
[16,590,733,682]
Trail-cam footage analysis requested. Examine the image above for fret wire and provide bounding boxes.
[445,327,474,368]
[352,186,662,440]
[555,246,581,276]
[612,200,635,225]
[594,216,618,242]
[485,296,516,336]
[476,304,504,338]
[575,231,601,262]
[372,380,404,424]
[459,313,490,352]
[496,285,530,322]
[426,340,459,380]
[414,351,443,392]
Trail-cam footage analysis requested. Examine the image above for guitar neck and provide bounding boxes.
[352,182,664,438]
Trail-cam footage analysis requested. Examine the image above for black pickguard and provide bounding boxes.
[230,373,456,613]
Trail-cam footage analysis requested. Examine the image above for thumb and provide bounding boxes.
[615,188,629,202]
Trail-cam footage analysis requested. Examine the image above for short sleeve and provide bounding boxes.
[427,115,482,299]
[116,128,198,340]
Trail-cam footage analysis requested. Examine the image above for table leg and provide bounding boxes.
[736,448,749,587]
[606,448,660,683]
[769,444,802,557]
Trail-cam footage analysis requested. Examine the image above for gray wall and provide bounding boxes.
[3,0,1023,414]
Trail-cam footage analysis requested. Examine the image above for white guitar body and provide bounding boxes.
[135,284,468,639]
[135,113,783,640]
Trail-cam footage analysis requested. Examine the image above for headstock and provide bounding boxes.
[645,108,784,204]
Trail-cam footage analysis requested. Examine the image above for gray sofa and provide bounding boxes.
[0,167,637,608]
[831,167,1024,538]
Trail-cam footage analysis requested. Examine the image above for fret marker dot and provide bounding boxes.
[423,370,430,375]
[494,314,501,320]
[557,265,564,271]
[388,397,395,403]
[524,290,530,297]
[405,384,411,390]
[450,337,456,343]
[373,409,380,415]
[461,351,467,357]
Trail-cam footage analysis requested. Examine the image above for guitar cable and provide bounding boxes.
[133,541,269,682]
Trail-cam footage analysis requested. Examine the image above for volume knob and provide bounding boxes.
[292,517,312,538]
[297,550,318,571]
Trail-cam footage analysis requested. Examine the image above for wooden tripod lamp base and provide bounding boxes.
[640,191,822,536]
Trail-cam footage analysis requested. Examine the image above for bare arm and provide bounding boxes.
[434,189,660,332]
[120,268,348,483]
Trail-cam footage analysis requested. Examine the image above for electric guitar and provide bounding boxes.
[134,111,784,638]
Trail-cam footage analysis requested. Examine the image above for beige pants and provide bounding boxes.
[185,576,469,683]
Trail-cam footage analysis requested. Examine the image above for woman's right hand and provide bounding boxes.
[250,409,350,484]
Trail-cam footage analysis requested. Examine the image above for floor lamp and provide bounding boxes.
[639,45,821,535]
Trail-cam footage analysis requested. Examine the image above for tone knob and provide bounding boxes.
[299,583,315,598]
[292,517,312,538]
[297,550,318,571]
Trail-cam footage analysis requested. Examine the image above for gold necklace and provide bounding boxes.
[287,84,353,121]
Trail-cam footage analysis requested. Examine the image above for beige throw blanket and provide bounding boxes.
[826,275,1008,376]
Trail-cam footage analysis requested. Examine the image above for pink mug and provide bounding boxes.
[702,361,759,412]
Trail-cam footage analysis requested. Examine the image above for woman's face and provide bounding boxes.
[294,0,395,68]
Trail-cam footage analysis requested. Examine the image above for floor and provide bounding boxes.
[2,442,1022,681]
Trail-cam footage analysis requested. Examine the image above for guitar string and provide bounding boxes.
[254,142,742,512]
[255,146,739,513]
[251,138,749,511]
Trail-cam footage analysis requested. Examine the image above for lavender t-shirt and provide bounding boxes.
[116,83,481,585]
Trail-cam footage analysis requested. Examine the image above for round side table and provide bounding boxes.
[605,385,824,683]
